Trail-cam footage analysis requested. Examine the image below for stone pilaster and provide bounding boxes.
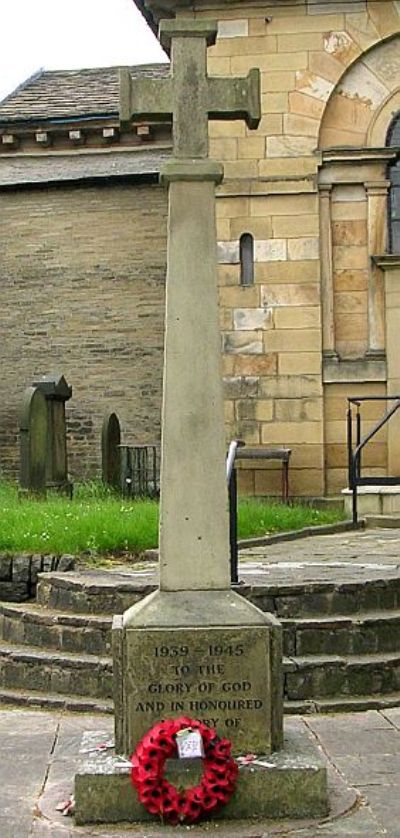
[319,184,337,359]
[366,181,390,357]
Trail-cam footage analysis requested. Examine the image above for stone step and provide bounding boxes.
[36,569,156,614]
[282,610,400,657]
[285,691,400,715]
[0,686,113,714]
[0,602,112,656]
[283,651,400,702]
[0,643,113,699]
[36,566,400,618]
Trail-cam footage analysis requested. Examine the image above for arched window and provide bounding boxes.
[239,233,254,286]
[387,114,400,253]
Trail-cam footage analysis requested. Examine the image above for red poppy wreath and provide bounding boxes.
[130,716,238,825]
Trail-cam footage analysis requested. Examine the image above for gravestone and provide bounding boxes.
[32,374,73,497]
[19,386,47,495]
[101,411,121,491]
[75,18,328,825]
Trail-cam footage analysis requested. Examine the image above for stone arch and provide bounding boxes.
[319,34,400,149]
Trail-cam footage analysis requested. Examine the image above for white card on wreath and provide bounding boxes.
[176,728,205,759]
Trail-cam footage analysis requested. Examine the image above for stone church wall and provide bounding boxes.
[0,181,167,480]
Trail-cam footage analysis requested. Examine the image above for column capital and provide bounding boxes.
[318,183,333,196]
[365,180,391,195]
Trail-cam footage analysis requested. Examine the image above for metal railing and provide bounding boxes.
[119,444,159,498]
[347,396,400,524]
[227,441,291,585]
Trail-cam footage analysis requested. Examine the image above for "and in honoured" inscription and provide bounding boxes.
[126,627,271,749]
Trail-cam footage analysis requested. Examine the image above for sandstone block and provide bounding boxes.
[250,193,317,217]
[274,306,320,329]
[209,138,238,160]
[284,113,319,138]
[217,241,240,264]
[223,376,259,399]
[235,398,256,421]
[275,397,323,422]
[230,217,273,239]
[216,196,249,218]
[255,260,319,285]
[236,420,261,445]
[219,285,260,308]
[333,245,368,270]
[260,93,288,114]
[237,469,255,493]
[268,13,344,33]
[288,236,319,261]
[332,220,367,246]
[278,33,324,52]
[223,331,263,354]
[262,72,296,93]
[216,218,231,239]
[255,239,287,262]
[335,291,366,313]
[207,57,231,75]
[224,160,259,179]
[259,157,319,177]
[261,421,323,444]
[255,399,274,421]
[264,329,321,353]
[255,113,283,136]
[210,121,246,139]
[228,354,278,376]
[219,308,233,330]
[278,353,321,375]
[259,375,321,399]
[295,71,334,103]
[218,264,240,287]
[237,137,265,159]
[334,269,368,291]
[331,200,367,221]
[308,49,344,84]
[217,19,248,38]
[272,214,319,238]
[335,313,367,341]
[261,283,319,307]
[288,91,324,120]
[266,136,316,158]
[233,307,273,331]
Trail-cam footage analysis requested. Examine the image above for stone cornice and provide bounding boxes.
[373,254,400,269]
[321,148,397,165]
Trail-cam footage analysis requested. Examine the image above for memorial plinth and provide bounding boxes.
[113,590,283,756]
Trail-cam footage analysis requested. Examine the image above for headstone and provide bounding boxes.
[101,411,121,491]
[114,18,282,758]
[32,374,73,497]
[19,386,48,495]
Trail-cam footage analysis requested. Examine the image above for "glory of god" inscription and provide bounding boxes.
[125,626,271,750]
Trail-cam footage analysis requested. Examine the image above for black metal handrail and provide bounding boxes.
[347,396,400,524]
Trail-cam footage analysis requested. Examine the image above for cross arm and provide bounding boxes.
[207,69,261,130]
[119,68,173,130]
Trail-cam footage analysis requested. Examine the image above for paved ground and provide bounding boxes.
[240,525,400,567]
[2,705,400,837]
[2,527,400,837]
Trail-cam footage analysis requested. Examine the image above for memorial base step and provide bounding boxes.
[342,486,400,516]
[0,686,113,713]
[74,725,328,824]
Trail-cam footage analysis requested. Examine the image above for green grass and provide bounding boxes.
[0,481,345,556]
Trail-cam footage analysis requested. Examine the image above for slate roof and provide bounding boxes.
[0,148,171,186]
[0,64,170,124]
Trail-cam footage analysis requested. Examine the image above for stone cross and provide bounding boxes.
[120,20,260,593]
[120,19,260,159]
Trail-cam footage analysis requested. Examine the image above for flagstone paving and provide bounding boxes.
[0,705,399,836]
